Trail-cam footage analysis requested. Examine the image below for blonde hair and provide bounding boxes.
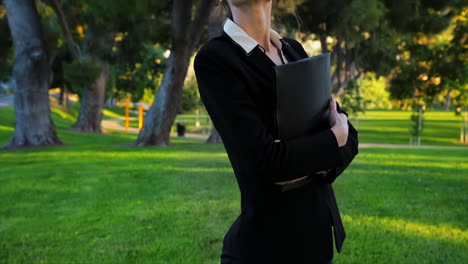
[219,0,233,20]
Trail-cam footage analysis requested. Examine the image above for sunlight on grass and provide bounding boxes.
[0,125,13,131]
[351,150,468,169]
[343,215,468,243]
[51,108,77,121]
[357,157,467,170]
[102,108,125,119]
[424,111,462,121]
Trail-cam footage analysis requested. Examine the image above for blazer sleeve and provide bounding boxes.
[194,48,348,187]
[286,38,360,184]
[318,103,359,184]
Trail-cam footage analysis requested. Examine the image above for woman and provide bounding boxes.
[194,1,359,263]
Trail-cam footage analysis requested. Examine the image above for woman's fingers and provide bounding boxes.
[329,97,337,113]
[329,97,338,127]
[274,175,309,185]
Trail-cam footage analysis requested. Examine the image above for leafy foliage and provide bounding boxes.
[0,5,12,80]
[114,43,167,102]
[389,6,467,108]
[340,79,368,117]
[178,80,202,114]
[62,59,102,93]
[359,72,392,109]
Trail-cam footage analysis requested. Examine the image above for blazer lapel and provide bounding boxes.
[280,39,305,62]
[245,38,305,81]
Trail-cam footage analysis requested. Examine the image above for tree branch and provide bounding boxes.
[49,0,82,59]
[188,0,214,53]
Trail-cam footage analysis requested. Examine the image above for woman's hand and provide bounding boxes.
[329,97,349,147]
[274,175,308,185]
[275,98,347,186]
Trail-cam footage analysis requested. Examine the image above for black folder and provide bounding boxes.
[273,52,332,140]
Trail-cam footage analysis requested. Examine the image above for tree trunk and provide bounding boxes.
[444,89,452,110]
[49,0,82,59]
[345,45,352,83]
[319,31,328,53]
[50,0,111,133]
[70,60,109,133]
[208,4,224,39]
[59,85,68,107]
[131,0,213,146]
[69,21,113,132]
[132,50,191,146]
[331,40,343,94]
[2,0,63,150]
[207,129,223,144]
[205,3,224,144]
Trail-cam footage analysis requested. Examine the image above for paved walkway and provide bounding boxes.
[0,94,13,107]
[0,91,77,108]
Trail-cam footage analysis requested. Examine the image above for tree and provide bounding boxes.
[49,0,168,133]
[49,0,114,132]
[132,0,213,146]
[2,0,63,149]
[293,0,385,95]
[204,2,225,144]
[387,2,465,109]
[358,72,392,109]
[431,7,468,110]
[107,1,170,104]
[0,5,13,81]
[67,23,113,133]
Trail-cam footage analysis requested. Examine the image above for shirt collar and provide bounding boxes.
[222,17,284,56]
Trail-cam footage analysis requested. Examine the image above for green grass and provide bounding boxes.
[110,108,467,145]
[353,110,464,146]
[1,106,467,263]
[333,147,468,263]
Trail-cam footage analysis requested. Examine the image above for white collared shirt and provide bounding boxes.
[222,17,289,64]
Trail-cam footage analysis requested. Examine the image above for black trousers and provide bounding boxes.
[220,215,333,264]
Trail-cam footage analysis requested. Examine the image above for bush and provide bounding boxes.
[178,80,202,114]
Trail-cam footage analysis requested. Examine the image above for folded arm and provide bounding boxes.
[317,103,359,184]
[194,48,349,188]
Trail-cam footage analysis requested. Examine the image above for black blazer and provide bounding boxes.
[194,31,359,264]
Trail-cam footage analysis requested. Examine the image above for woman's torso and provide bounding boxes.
[203,32,337,263]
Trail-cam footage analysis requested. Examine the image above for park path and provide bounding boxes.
[0,90,76,108]
[0,94,14,107]
[101,117,208,139]
[101,117,468,149]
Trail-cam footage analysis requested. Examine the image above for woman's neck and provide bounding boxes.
[230,2,273,52]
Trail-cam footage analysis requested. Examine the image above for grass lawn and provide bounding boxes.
[350,110,465,146]
[1,106,467,263]
[110,108,467,146]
